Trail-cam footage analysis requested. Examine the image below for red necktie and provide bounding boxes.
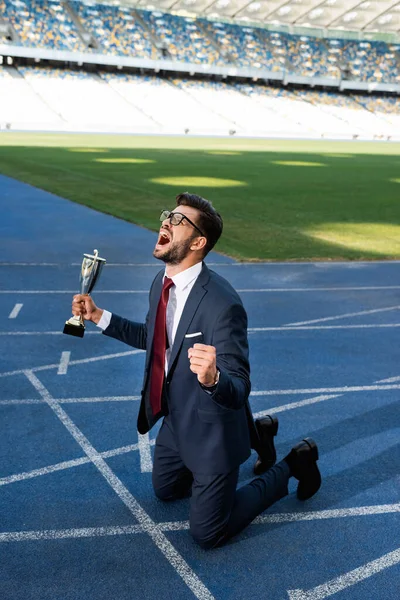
[149,276,174,416]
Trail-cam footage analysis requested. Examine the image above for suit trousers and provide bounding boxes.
[152,415,291,549]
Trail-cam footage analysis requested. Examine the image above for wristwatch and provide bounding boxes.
[202,369,220,391]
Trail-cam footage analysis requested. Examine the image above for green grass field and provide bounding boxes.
[1,132,400,261]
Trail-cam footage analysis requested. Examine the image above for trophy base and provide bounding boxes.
[63,319,85,338]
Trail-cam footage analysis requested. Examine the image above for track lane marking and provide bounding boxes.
[8,303,23,319]
[285,305,400,327]
[253,394,342,417]
[1,504,398,543]
[287,547,400,600]
[138,433,153,472]
[23,370,214,600]
[2,285,400,294]
[57,351,71,375]
[3,323,400,337]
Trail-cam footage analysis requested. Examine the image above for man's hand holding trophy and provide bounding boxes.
[63,249,106,338]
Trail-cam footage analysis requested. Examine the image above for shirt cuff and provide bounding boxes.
[96,309,112,331]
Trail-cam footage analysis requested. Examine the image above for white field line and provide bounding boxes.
[250,383,400,396]
[1,504,398,544]
[287,547,400,600]
[0,439,156,487]
[2,286,400,295]
[0,395,140,406]
[8,303,23,319]
[0,331,102,336]
[2,260,400,267]
[248,324,400,332]
[57,351,71,375]
[23,370,214,600]
[376,375,400,383]
[0,524,144,543]
[163,503,400,531]
[138,433,153,473]
[0,457,90,485]
[253,394,343,418]
[0,349,144,378]
[285,305,400,327]
[4,323,400,337]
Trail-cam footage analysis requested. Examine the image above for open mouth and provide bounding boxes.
[156,230,171,249]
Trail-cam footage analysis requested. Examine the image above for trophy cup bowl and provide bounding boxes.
[63,249,106,338]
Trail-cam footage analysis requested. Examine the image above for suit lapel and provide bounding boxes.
[167,263,210,375]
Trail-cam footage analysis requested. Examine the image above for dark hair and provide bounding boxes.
[176,192,223,256]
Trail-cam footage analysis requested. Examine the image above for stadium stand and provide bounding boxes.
[1,63,398,139]
[1,0,85,51]
[0,65,63,129]
[0,1,399,138]
[139,11,222,65]
[100,72,234,134]
[1,1,400,83]
[73,3,158,58]
[15,66,158,132]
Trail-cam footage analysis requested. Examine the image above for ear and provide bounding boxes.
[190,236,207,252]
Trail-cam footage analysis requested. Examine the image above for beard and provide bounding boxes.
[153,234,196,265]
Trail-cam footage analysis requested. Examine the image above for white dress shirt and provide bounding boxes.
[97,261,203,372]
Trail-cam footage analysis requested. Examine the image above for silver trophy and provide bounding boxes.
[63,249,106,338]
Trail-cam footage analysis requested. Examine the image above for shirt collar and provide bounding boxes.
[164,261,203,292]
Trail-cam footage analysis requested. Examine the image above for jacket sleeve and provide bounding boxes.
[101,311,149,349]
[208,302,251,410]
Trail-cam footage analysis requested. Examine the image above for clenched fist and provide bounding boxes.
[188,343,218,387]
[72,294,103,325]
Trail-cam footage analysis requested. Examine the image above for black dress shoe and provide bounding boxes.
[253,415,279,475]
[286,438,321,500]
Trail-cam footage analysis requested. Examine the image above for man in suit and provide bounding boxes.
[72,192,321,549]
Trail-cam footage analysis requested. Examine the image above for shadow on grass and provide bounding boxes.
[1,144,400,261]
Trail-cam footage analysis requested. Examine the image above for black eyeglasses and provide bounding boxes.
[160,210,204,237]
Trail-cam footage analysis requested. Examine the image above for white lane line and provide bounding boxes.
[138,433,153,473]
[2,285,400,294]
[238,286,400,293]
[253,394,342,418]
[248,324,400,331]
[0,439,157,487]
[162,503,400,531]
[23,370,214,600]
[250,383,400,396]
[256,503,400,524]
[0,457,90,486]
[285,305,400,327]
[0,349,144,378]
[1,503,398,543]
[57,351,71,375]
[287,547,400,600]
[376,375,400,383]
[0,524,143,543]
[4,323,400,337]
[8,303,23,319]
[0,290,147,294]
[0,331,102,336]
[2,260,400,267]
[0,263,229,267]
[0,395,140,406]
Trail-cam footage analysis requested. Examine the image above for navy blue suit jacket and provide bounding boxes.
[103,262,256,474]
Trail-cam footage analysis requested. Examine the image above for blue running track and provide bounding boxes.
[0,174,399,600]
